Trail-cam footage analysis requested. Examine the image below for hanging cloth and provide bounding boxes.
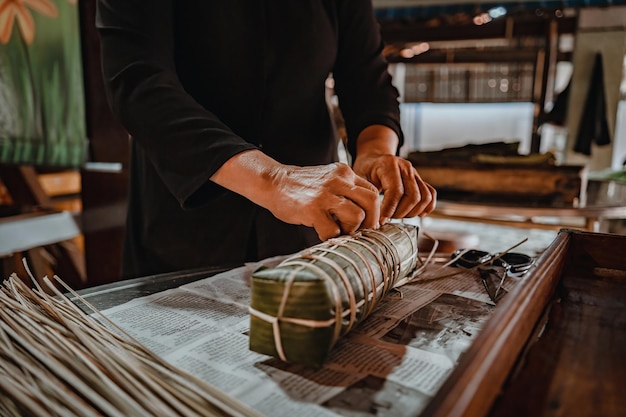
[544,79,571,126]
[573,53,611,155]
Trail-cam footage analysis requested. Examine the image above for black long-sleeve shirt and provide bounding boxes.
[97,0,402,278]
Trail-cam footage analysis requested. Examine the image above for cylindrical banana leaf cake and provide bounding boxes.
[249,223,419,367]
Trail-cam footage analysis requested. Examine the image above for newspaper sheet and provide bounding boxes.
[101,259,514,417]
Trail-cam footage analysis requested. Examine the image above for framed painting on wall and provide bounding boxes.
[0,0,87,168]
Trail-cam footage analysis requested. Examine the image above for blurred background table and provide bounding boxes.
[430,179,626,233]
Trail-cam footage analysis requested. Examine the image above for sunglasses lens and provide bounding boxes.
[452,249,534,275]
[499,252,534,275]
[452,249,491,268]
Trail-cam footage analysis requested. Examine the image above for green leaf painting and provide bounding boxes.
[0,0,87,168]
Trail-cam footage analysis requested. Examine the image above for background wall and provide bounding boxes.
[398,102,534,156]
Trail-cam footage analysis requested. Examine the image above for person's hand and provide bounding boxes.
[353,153,436,223]
[210,150,381,241]
[352,125,436,224]
[266,162,381,240]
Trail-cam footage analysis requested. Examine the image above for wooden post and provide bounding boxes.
[530,19,559,154]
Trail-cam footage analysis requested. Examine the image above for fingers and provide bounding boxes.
[315,179,380,240]
[379,159,437,221]
[313,198,366,240]
[266,158,434,241]
[272,163,381,241]
[405,178,437,218]
[379,159,412,220]
[353,174,379,195]
[346,175,381,230]
[314,212,342,242]
[296,155,435,241]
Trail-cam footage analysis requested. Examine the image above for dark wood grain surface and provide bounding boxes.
[489,231,626,417]
[421,229,626,417]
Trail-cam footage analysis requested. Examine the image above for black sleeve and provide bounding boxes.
[332,0,403,159]
[96,0,257,207]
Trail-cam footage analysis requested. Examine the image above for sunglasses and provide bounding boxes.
[450,249,535,304]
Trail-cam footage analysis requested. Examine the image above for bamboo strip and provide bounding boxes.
[0,260,263,417]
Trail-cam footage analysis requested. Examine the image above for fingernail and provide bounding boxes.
[381,217,389,225]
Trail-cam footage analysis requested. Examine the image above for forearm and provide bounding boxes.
[210,149,381,240]
[355,125,399,159]
[209,149,282,209]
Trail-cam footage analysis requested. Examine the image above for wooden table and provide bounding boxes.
[423,229,626,417]
[432,199,626,232]
[68,230,626,417]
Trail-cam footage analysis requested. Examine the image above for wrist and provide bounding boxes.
[355,125,399,158]
[210,149,285,209]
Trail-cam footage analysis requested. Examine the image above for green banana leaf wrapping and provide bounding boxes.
[249,223,419,367]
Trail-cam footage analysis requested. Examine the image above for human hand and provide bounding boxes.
[266,163,381,240]
[352,153,436,223]
[211,151,382,241]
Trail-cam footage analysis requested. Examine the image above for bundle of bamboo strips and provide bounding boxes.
[0,262,261,417]
[249,223,419,368]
